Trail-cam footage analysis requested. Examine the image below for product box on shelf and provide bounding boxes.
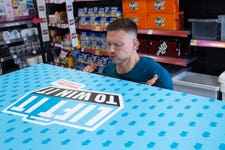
[122,0,148,13]
[148,39,188,57]
[188,19,220,40]
[138,39,148,54]
[123,12,148,28]
[147,0,180,13]
[172,71,220,99]
[147,12,184,30]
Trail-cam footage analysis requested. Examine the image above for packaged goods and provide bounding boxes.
[122,0,148,13]
[147,0,180,13]
[123,12,148,28]
[147,12,184,30]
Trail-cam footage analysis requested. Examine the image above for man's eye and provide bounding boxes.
[115,43,120,47]
[107,42,123,48]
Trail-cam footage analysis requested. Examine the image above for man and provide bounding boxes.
[83,18,173,90]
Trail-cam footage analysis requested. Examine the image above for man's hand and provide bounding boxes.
[146,74,158,86]
[83,64,97,72]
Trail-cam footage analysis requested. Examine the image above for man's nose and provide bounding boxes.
[108,44,115,53]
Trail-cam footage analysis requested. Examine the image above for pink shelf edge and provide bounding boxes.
[191,39,225,48]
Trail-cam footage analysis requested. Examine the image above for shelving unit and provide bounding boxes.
[190,39,225,48]
[77,24,193,67]
[43,0,79,68]
[138,29,190,37]
[42,0,195,71]
[0,16,35,23]
[45,0,101,2]
[139,53,196,67]
[81,48,108,56]
[0,1,43,75]
[78,24,106,32]
[0,19,40,74]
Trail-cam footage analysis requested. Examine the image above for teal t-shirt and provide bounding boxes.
[102,57,173,90]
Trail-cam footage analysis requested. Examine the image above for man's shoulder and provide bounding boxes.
[140,56,154,62]
[139,56,157,65]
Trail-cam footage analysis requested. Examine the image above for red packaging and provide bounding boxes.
[148,39,189,57]
[138,39,148,54]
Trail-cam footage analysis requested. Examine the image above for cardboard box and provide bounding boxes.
[148,39,189,57]
[149,39,178,57]
[147,0,180,13]
[147,12,184,30]
[123,12,148,28]
[138,39,148,54]
[122,0,148,13]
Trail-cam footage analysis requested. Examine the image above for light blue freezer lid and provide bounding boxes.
[0,64,225,150]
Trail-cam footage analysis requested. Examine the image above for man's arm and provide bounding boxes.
[83,64,96,72]
[146,74,158,86]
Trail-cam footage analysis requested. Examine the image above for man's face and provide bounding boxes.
[106,29,137,64]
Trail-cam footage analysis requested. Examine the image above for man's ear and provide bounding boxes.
[133,38,140,51]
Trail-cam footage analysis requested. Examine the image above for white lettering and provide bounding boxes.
[39,100,67,118]
[55,90,73,97]
[70,105,96,123]
[72,92,91,101]
[66,91,78,98]
[85,106,113,126]
[45,88,61,95]
[106,95,118,105]
[35,87,55,94]
[54,103,85,120]
[26,98,49,113]
[11,96,37,112]
[95,94,106,103]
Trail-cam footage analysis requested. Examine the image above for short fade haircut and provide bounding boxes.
[106,18,138,36]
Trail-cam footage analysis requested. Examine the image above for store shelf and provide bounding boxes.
[138,29,190,37]
[78,25,106,32]
[0,50,40,63]
[139,53,196,67]
[78,25,190,37]
[190,39,225,48]
[52,42,73,51]
[49,23,69,29]
[0,20,33,28]
[0,15,35,23]
[75,0,101,1]
[0,35,39,46]
[0,38,24,46]
[46,0,101,3]
[81,48,108,56]
[80,47,195,67]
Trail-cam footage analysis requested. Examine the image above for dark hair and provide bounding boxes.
[106,18,138,35]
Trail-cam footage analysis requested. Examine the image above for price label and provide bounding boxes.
[95,26,100,31]
[147,29,153,35]
[190,40,197,46]
[95,50,100,56]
